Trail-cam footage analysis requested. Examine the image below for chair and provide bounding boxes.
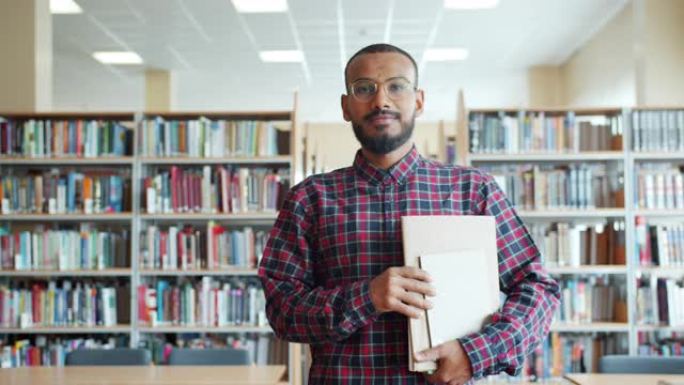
[65,348,151,366]
[167,348,251,366]
[599,355,684,374]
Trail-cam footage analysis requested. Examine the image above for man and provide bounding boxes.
[258,43,560,385]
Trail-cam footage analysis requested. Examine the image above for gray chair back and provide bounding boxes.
[167,348,251,366]
[599,355,684,374]
[65,348,151,366]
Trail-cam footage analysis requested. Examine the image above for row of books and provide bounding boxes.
[522,333,627,379]
[486,163,619,210]
[555,277,627,323]
[632,109,684,152]
[636,217,684,267]
[0,119,134,158]
[636,277,684,327]
[530,221,626,267]
[141,333,287,366]
[635,165,684,210]
[143,166,286,214]
[638,331,683,356]
[0,225,129,271]
[0,336,127,368]
[141,223,267,271]
[137,278,266,327]
[1,170,130,214]
[139,118,290,158]
[468,111,622,154]
[0,281,129,328]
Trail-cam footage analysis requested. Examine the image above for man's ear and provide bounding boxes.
[341,94,351,122]
[414,89,425,117]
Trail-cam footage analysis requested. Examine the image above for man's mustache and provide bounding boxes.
[364,109,400,121]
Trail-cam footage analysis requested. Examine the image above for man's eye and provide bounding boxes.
[355,84,374,94]
[388,82,408,93]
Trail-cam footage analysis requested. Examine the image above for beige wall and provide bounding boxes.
[560,3,636,107]
[640,0,684,105]
[145,69,174,111]
[559,0,684,107]
[0,0,52,111]
[304,120,452,174]
[528,66,563,108]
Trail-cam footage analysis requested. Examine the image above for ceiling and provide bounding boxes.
[52,0,630,121]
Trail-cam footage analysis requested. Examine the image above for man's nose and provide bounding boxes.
[370,85,392,110]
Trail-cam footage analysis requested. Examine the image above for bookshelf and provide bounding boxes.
[456,104,684,380]
[0,105,302,384]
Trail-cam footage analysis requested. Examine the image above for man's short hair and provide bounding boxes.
[344,43,419,92]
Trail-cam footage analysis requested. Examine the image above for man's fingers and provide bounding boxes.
[391,300,424,319]
[397,290,433,310]
[415,343,451,361]
[414,344,444,362]
[401,279,436,296]
[396,266,432,282]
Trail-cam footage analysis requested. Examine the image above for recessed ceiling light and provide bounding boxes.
[424,48,469,61]
[444,0,498,9]
[259,50,303,63]
[50,0,82,14]
[92,51,144,65]
[231,0,288,13]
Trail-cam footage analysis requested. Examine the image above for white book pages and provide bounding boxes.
[419,249,499,348]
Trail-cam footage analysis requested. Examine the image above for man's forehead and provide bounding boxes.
[346,52,415,81]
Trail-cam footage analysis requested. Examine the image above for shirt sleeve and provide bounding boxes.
[258,183,380,344]
[458,172,561,379]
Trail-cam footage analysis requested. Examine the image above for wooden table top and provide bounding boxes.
[0,365,287,385]
[565,373,684,385]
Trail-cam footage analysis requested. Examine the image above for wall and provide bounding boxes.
[560,3,636,107]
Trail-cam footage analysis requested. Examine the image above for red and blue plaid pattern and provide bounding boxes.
[259,146,560,384]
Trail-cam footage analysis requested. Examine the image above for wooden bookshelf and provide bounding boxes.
[0,213,134,221]
[517,209,626,218]
[0,103,301,385]
[546,265,628,275]
[139,156,292,165]
[550,322,630,333]
[633,152,684,160]
[470,152,624,162]
[138,325,272,334]
[140,213,278,222]
[0,269,132,277]
[0,156,135,165]
[634,209,684,217]
[139,268,259,277]
[0,325,132,334]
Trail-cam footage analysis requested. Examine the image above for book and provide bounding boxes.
[419,249,499,348]
[401,215,498,372]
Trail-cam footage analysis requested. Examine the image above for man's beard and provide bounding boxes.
[352,109,415,155]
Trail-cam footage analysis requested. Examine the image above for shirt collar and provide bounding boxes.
[353,145,420,185]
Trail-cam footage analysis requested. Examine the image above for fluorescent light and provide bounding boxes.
[259,50,303,63]
[50,0,82,14]
[92,51,143,65]
[444,0,498,9]
[231,0,288,13]
[424,48,469,62]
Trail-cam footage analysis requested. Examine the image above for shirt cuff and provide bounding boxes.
[339,279,380,331]
[458,331,498,379]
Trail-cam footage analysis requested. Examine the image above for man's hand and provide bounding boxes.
[369,266,435,319]
[414,340,473,385]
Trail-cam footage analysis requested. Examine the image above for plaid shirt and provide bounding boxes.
[259,146,560,384]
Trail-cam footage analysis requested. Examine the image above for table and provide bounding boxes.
[565,373,684,385]
[0,365,287,385]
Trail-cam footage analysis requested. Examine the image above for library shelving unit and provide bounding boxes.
[0,111,138,365]
[0,105,303,384]
[459,105,631,379]
[455,103,684,380]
